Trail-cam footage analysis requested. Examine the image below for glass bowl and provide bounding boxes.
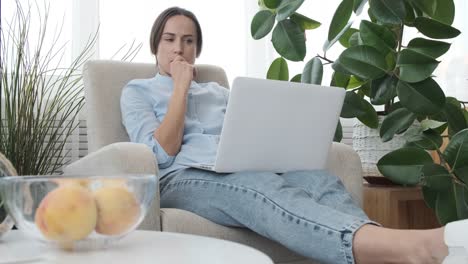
[0,174,157,251]
[0,151,18,238]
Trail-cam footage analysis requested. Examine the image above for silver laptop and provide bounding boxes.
[185,76,345,173]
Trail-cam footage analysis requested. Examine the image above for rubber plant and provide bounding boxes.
[251,0,468,224]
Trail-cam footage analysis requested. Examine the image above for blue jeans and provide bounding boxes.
[160,168,376,264]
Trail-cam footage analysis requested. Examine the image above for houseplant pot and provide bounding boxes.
[352,116,419,181]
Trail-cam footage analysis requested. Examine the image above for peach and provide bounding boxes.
[35,185,97,242]
[94,186,140,235]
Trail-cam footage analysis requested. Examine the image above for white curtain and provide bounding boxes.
[98,0,251,85]
[72,0,100,60]
[436,0,468,102]
[1,0,74,68]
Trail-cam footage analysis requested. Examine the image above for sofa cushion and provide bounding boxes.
[160,208,318,264]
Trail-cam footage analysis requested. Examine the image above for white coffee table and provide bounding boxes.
[0,230,273,264]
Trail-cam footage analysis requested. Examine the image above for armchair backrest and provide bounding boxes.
[83,60,229,152]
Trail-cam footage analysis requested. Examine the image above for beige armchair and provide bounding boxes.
[65,60,364,264]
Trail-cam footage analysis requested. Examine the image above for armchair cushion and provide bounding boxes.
[161,208,311,264]
[326,142,363,206]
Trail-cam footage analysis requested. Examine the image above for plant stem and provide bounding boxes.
[397,23,404,54]
[436,149,448,169]
[385,24,405,114]
[350,87,361,92]
[316,54,334,64]
[384,102,391,115]
[436,149,465,185]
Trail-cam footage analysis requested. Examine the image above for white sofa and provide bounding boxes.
[65,60,364,264]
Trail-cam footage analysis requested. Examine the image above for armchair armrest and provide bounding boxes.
[326,142,363,206]
[63,142,162,231]
[64,142,158,175]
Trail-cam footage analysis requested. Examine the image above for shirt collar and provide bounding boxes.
[154,73,198,89]
[154,73,173,86]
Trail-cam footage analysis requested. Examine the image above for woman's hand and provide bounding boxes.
[170,55,194,93]
[155,55,193,156]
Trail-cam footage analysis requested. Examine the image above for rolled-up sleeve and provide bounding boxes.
[120,83,175,168]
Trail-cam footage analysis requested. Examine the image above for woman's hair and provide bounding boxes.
[150,7,203,57]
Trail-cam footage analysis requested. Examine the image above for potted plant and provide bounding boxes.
[250,0,468,224]
[0,1,142,236]
[0,1,96,236]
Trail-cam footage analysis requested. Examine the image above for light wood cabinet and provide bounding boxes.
[363,183,441,229]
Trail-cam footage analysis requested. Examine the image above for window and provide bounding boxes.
[99,0,249,84]
[2,0,73,69]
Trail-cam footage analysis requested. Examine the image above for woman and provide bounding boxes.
[121,6,459,264]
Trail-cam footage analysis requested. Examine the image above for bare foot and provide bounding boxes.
[353,225,448,264]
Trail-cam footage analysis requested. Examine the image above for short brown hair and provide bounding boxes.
[150,7,203,57]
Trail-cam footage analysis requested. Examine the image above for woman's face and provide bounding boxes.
[156,15,198,76]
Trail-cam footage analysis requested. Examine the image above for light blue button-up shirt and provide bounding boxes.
[121,73,229,177]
